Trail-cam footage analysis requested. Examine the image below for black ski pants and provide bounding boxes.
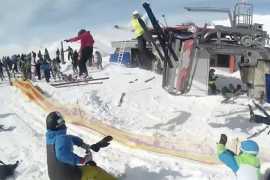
[137,34,152,69]
[79,47,93,76]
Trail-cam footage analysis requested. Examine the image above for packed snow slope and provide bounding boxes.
[2,58,270,179]
[35,59,270,162]
[1,80,242,180]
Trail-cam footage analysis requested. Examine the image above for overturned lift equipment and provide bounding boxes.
[112,0,270,97]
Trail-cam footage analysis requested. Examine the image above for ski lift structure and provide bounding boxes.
[110,0,270,98]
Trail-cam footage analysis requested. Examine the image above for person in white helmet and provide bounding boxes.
[130,10,151,68]
[114,10,152,69]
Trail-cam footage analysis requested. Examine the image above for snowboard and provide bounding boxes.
[81,165,117,180]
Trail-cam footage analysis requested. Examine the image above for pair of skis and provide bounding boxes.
[138,3,179,70]
[221,92,243,104]
[50,77,109,88]
[248,101,270,139]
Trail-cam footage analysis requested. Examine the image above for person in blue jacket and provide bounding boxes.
[217,134,261,180]
[46,111,115,180]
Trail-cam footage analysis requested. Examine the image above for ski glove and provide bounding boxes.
[90,136,113,152]
[219,134,227,145]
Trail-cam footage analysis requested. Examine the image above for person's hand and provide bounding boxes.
[90,136,113,152]
[219,134,227,145]
[81,152,93,165]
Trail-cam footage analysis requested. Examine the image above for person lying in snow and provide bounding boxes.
[0,160,19,180]
[208,69,218,95]
[248,102,270,125]
[45,111,116,180]
[217,134,261,180]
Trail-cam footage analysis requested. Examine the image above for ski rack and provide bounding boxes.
[140,2,178,69]
[13,80,270,165]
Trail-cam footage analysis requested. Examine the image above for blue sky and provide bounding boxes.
[0,0,269,55]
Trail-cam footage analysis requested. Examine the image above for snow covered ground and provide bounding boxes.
[0,80,234,180]
[1,58,270,179]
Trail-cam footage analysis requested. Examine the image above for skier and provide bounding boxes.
[217,134,261,180]
[66,46,74,61]
[72,50,79,74]
[44,48,51,62]
[41,59,51,82]
[208,69,218,95]
[35,59,41,80]
[56,49,61,64]
[131,10,151,67]
[248,101,270,125]
[32,51,37,63]
[11,55,18,74]
[64,29,95,78]
[51,58,61,80]
[46,111,116,180]
[94,50,103,70]
[38,50,43,61]
[21,53,32,80]
[0,60,5,81]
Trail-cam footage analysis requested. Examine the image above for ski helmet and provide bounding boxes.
[78,29,86,36]
[240,140,259,155]
[132,10,139,15]
[46,111,66,130]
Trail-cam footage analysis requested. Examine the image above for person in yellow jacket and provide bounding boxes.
[130,10,149,67]
[114,10,151,68]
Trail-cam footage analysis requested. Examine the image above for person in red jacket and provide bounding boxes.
[65,29,94,78]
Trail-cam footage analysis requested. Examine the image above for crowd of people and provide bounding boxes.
[0,49,63,83]
[0,30,103,84]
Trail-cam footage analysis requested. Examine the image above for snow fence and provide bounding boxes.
[13,80,270,165]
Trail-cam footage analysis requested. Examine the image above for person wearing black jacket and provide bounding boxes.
[72,50,79,74]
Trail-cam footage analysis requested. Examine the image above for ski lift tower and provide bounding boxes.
[233,0,253,27]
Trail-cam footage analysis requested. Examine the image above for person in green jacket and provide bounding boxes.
[217,134,261,180]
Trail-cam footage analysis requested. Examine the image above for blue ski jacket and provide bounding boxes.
[46,128,84,166]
